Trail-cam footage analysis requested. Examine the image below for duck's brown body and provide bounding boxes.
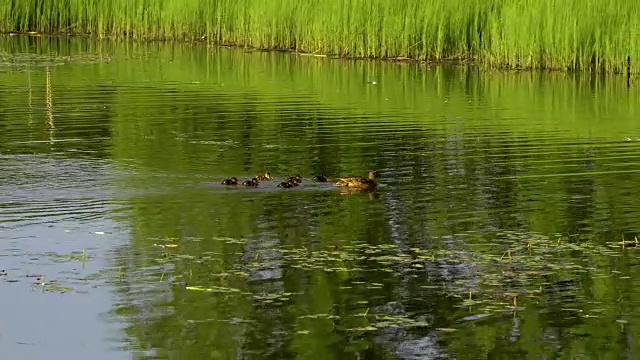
[335,171,378,189]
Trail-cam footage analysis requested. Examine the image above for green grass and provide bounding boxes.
[1,0,639,72]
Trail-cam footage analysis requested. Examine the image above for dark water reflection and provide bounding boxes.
[2,36,640,359]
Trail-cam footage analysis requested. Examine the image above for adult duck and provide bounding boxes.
[335,170,378,190]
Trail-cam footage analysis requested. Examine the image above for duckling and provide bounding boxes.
[287,175,303,184]
[221,177,238,185]
[277,180,296,188]
[256,172,272,181]
[242,177,260,187]
[312,174,328,182]
[335,170,378,190]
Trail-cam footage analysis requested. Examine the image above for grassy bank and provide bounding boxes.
[1,0,639,73]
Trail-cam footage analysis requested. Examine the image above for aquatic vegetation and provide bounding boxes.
[184,234,628,341]
[0,51,111,66]
[151,230,638,335]
[0,250,98,294]
[1,0,639,72]
[185,285,244,294]
[34,278,74,294]
[44,249,89,263]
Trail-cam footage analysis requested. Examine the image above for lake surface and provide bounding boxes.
[2,35,640,359]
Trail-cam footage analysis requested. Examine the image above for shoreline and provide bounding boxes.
[1,31,633,78]
[2,0,638,76]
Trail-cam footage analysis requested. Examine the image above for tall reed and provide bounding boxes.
[1,0,639,73]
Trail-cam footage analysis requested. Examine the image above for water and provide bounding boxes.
[2,36,640,359]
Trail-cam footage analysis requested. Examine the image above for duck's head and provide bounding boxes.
[368,171,378,180]
[263,172,272,179]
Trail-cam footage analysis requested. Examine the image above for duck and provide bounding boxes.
[221,177,238,185]
[335,170,378,189]
[256,172,272,181]
[277,181,296,188]
[312,174,328,182]
[242,177,260,187]
[287,175,303,184]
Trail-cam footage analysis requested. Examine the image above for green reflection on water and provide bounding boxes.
[2,36,640,359]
